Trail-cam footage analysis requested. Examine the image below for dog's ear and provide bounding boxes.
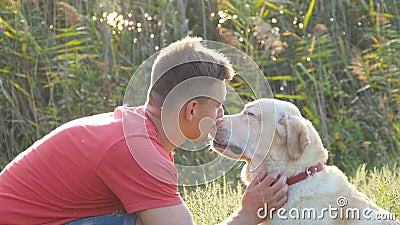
[278,116,310,160]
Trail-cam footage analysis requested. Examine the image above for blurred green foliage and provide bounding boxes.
[1,0,399,179]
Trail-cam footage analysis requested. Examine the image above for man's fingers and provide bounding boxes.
[241,170,288,221]
[272,182,288,200]
[275,193,288,208]
[258,171,279,187]
[247,169,268,188]
[260,174,287,207]
[268,174,287,193]
[248,171,283,191]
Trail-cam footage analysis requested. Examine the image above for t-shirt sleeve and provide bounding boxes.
[96,139,182,213]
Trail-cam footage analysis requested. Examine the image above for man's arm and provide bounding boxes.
[135,203,194,225]
[219,170,288,225]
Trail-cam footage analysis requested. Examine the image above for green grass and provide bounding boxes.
[351,164,400,217]
[183,177,243,225]
[183,164,400,224]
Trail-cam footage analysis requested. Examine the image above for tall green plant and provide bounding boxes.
[0,0,207,168]
[216,0,400,174]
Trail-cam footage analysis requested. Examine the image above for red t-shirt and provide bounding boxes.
[0,106,182,225]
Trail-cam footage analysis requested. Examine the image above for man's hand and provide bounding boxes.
[242,170,288,222]
[220,170,288,225]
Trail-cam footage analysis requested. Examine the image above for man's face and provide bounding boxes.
[191,98,224,142]
[182,83,226,142]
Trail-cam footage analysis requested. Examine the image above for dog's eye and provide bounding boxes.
[244,110,255,116]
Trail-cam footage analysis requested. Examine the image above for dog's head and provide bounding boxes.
[212,98,328,184]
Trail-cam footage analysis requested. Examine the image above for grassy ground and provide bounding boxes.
[183,164,399,224]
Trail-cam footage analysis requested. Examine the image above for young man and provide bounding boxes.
[0,37,288,225]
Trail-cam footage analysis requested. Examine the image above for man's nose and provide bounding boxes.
[217,107,224,119]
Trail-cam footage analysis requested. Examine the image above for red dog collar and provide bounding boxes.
[286,163,325,185]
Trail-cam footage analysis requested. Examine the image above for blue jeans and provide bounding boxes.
[66,211,137,225]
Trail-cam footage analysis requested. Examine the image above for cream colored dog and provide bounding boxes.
[212,98,399,225]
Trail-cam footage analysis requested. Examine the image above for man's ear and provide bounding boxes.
[183,100,197,121]
[278,116,310,160]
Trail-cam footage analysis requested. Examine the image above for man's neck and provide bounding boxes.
[145,104,184,153]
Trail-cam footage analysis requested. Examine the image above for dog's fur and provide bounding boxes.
[212,98,399,225]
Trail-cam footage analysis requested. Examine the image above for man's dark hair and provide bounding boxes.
[146,37,235,109]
